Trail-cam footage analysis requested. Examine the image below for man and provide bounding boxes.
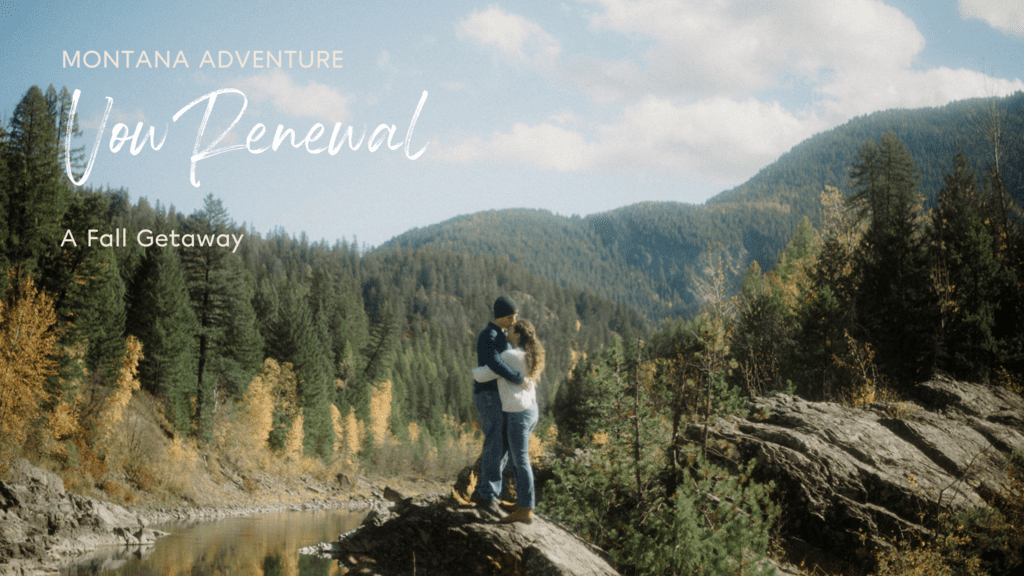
[472,296,525,518]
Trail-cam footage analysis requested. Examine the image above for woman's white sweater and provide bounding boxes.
[472,348,537,412]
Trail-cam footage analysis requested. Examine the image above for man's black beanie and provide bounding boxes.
[493,296,517,319]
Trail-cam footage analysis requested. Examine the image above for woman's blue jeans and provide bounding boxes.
[474,389,508,502]
[505,404,539,509]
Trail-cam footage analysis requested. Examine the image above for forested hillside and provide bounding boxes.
[0,84,644,477]
[387,91,1024,325]
[384,209,681,323]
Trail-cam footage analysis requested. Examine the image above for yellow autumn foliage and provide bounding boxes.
[530,422,558,463]
[819,185,867,250]
[283,410,304,462]
[96,336,143,445]
[330,403,363,473]
[344,405,362,460]
[241,359,283,450]
[368,379,393,448]
[48,399,81,441]
[0,273,60,474]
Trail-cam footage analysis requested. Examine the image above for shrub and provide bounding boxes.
[544,337,778,576]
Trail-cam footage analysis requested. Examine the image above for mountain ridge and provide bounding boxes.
[378,91,1024,325]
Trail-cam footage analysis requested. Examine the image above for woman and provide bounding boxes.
[472,319,545,524]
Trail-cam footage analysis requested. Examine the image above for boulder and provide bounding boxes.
[0,459,168,576]
[313,490,619,576]
[700,375,1024,572]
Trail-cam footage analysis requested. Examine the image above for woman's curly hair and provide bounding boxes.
[511,319,545,380]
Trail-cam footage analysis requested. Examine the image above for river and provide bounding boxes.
[60,509,369,576]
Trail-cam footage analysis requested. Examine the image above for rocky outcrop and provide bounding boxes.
[0,459,168,575]
[305,490,619,576]
[305,376,1022,575]
[6,375,1020,575]
[702,375,1024,572]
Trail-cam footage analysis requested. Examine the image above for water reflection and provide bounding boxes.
[62,509,367,576]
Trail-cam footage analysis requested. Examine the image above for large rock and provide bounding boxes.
[311,492,619,576]
[0,459,167,576]
[701,375,1024,572]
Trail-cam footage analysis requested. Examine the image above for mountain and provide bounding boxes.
[379,91,1024,326]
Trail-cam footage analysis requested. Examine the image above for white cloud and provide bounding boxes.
[233,69,353,124]
[958,0,1024,37]
[600,96,819,180]
[574,0,925,104]
[458,5,561,70]
[446,0,1024,186]
[441,119,597,172]
[440,97,822,183]
[820,65,1024,119]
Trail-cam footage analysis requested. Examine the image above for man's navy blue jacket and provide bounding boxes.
[474,322,524,394]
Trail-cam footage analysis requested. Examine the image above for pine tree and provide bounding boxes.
[126,244,198,434]
[733,260,793,395]
[982,166,1024,375]
[181,194,262,437]
[546,336,777,576]
[308,263,370,386]
[44,84,85,182]
[57,193,127,384]
[930,153,1011,381]
[848,133,920,232]
[848,132,938,387]
[213,259,263,398]
[787,188,865,399]
[343,298,399,420]
[265,280,334,458]
[3,86,71,285]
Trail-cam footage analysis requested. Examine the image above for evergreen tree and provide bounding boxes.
[982,166,1024,375]
[3,86,70,285]
[214,257,263,397]
[546,337,777,576]
[341,286,399,420]
[57,193,127,384]
[181,194,263,437]
[930,153,1012,381]
[265,279,334,458]
[732,260,794,396]
[126,244,198,434]
[848,132,938,387]
[44,84,85,182]
[308,263,369,385]
[789,189,862,399]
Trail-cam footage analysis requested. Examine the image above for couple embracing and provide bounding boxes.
[471,296,545,524]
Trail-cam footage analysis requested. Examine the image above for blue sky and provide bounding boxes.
[1,0,1022,247]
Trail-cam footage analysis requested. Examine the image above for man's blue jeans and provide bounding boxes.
[506,404,539,509]
[474,389,508,502]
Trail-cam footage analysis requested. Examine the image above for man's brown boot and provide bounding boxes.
[499,508,533,524]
